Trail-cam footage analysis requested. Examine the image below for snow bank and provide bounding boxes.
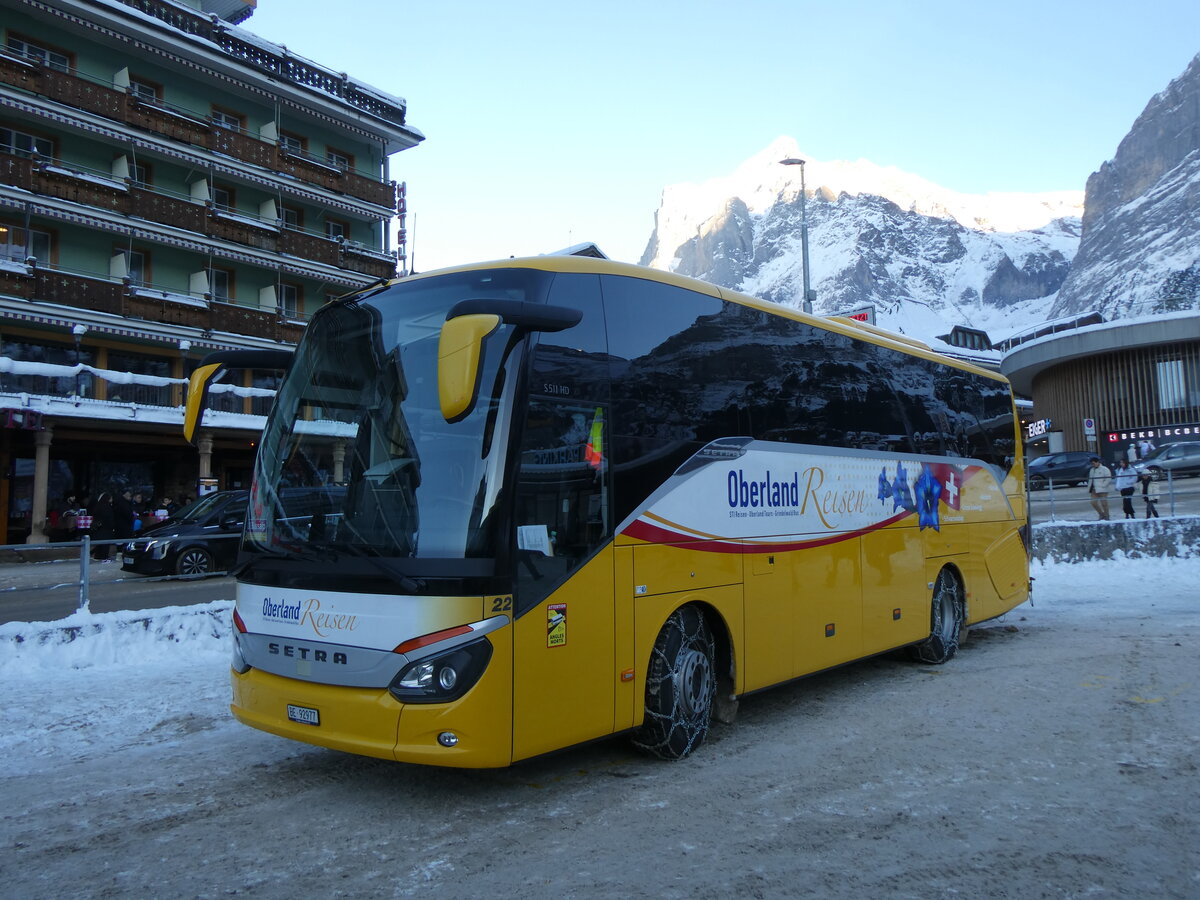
[1033,516,1200,562]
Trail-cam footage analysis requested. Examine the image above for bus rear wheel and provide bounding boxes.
[909,568,964,665]
[633,605,716,760]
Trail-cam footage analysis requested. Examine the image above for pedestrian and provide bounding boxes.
[1113,459,1137,519]
[1139,472,1160,518]
[113,488,135,540]
[53,493,80,542]
[1138,438,1155,459]
[91,491,116,560]
[1086,456,1113,521]
[1126,442,1138,463]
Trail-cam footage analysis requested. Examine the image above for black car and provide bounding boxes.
[121,490,248,576]
[1027,451,1095,490]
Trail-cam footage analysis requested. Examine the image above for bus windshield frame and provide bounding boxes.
[241,268,555,580]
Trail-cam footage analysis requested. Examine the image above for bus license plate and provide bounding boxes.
[287,704,320,726]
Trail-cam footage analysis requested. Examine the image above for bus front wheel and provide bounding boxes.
[633,605,716,760]
[909,568,964,665]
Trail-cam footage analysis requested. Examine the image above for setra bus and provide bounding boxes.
[185,255,1030,767]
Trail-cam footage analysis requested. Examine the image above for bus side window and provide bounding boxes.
[514,399,610,613]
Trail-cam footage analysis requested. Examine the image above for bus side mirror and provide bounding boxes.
[184,362,225,444]
[183,349,293,444]
[438,313,501,423]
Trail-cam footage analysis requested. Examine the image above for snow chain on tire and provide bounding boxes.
[909,567,963,665]
[632,605,716,760]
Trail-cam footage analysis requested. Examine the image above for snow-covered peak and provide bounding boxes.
[644,138,1082,271]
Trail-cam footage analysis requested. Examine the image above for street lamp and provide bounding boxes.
[71,324,87,403]
[779,158,815,314]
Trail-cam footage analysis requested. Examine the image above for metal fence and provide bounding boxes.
[1027,470,1200,523]
[0,533,239,615]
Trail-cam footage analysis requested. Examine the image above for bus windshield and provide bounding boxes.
[244,268,551,567]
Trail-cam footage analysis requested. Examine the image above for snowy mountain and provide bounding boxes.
[1051,54,1200,319]
[638,137,1084,348]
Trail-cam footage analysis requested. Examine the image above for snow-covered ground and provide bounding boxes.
[1,555,1197,898]
[0,556,1194,776]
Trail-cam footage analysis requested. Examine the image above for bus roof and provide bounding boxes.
[384,256,1011,385]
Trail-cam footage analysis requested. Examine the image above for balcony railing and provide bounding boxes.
[0,48,401,212]
[0,357,279,414]
[2,151,398,281]
[117,0,409,128]
[1,263,307,345]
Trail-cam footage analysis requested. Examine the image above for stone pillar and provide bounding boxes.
[332,439,346,484]
[197,431,214,493]
[26,423,54,544]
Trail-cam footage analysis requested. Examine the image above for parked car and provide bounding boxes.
[121,490,248,576]
[1026,451,1096,489]
[1132,441,1200,481]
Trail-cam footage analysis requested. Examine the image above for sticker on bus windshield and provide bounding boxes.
[547,603,566,647]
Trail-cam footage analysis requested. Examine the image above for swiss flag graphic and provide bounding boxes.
[928,463,962,510]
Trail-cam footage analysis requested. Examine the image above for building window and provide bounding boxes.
[129,161,150,188]
[1157,359,1187,410]
[0,337,91,398]
[211,107,244,132]
[0,126,53,159]
[279,131,305,156]
[212,184,235,212]
[128,78,160,102]
[325,219,347,241]
[0,224,51,263]
[106,350,172,406]
[118,248,148,286]
[279,282,302,317]
[326,148,353,171]
[210,267,234,301]
[280,205,302,230]
[6,36,70,73]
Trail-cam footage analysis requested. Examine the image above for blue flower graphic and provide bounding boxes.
[915,465,942,531]
[892,461,915,512]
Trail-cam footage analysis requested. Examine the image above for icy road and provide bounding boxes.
[1,556,1197,898]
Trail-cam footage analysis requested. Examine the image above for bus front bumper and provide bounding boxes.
[230,628,513,767]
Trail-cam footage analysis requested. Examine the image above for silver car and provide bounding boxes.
[1132,441,1200,481]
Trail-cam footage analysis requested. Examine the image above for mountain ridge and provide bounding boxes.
[639,51,1200,349]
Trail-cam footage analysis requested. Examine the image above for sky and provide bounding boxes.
[245,1,1200,271]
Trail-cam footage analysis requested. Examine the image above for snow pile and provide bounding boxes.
[1033,515,1200,562]
[0,602,234,770]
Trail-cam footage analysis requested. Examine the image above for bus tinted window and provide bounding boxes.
[531,273,609,403]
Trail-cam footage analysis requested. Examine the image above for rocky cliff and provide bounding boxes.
[1051,53,1200,318]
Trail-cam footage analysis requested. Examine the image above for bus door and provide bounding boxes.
[511,399,615,761]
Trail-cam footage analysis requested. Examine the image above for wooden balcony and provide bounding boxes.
[31,162,126,212]
[280,228,341,267]
[0,56,400,211]
[4,266,307,344]
[3,151,397,280]
[130,187,207,233]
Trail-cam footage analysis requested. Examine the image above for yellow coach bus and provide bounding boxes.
[185,255,1030,767]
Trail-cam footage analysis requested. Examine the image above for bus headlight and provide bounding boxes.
[389,638,492,704]
[231,631,250,674]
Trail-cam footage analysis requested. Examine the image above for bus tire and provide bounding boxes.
[909,567,964,665]
[632,605,716,760]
